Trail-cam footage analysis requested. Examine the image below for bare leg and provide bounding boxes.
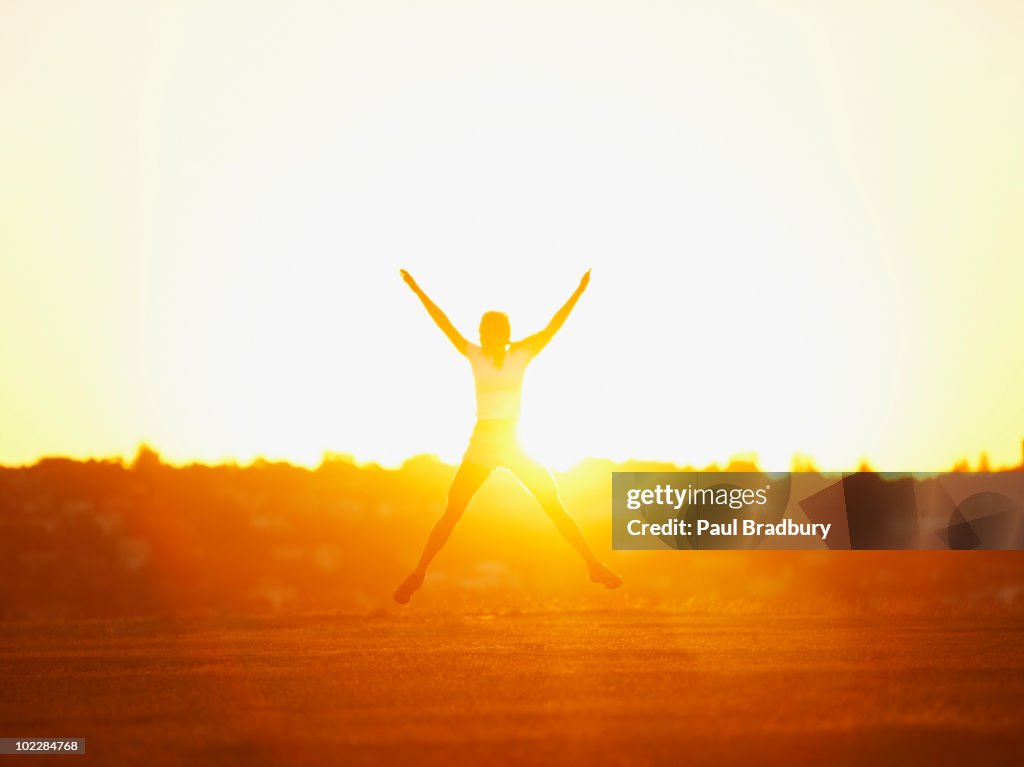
[393,461,492,604]
[508,456,622,589]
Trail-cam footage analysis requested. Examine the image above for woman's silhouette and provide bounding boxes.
[394,268,622,604]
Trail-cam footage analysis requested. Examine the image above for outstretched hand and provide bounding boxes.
[400,269,420,293]
[577,269,591,294]
[399,269,469,354]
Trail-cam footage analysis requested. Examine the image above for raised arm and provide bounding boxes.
[400,270,470,355]
[513,269,590,357]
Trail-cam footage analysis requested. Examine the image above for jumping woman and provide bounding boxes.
[393,268,622,604]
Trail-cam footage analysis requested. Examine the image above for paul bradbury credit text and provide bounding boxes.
[626,518,832,541]
[612,472,834,551]
[623,482,830,539]
[613,471,845,551]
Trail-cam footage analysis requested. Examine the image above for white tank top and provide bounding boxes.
[466,344,533,419]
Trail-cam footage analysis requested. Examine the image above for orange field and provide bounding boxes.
[2,607,1023,766]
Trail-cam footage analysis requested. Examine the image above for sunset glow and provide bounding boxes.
[3,1,1023,471]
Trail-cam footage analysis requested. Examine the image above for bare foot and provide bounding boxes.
[588,562,623,590]
[393,571,424,604]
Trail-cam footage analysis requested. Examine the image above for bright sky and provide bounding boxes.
[2,1,1023,471]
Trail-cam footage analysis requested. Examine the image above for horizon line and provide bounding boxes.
[4,442,1023,475]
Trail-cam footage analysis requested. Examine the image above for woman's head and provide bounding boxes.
[479,311,511,351]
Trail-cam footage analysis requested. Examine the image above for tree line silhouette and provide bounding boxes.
[1,446,1021,620]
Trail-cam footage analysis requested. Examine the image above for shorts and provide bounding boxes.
[461,418,529,469]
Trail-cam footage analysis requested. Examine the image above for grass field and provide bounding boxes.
[2,608,1023,766]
